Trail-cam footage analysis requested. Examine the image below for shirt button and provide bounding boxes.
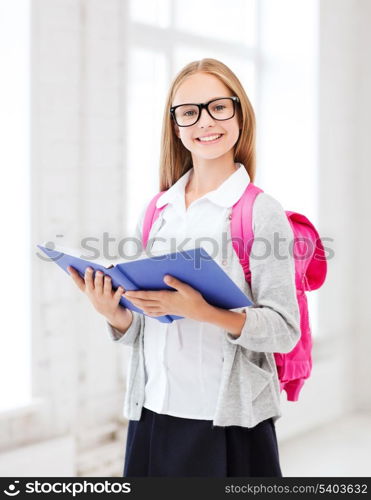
[228,214,232,220]
[222,259,228,266]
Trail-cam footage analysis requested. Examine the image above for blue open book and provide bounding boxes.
[36,244,253,323]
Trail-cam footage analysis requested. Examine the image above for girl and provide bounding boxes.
[68,58,301,477]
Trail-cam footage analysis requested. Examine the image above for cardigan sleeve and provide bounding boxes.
[106,310,143,346]
[105,202,147,346]
[224,192,301,353]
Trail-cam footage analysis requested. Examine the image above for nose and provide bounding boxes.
[197,106,215,127]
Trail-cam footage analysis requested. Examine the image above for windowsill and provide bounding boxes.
[0,397,47,422]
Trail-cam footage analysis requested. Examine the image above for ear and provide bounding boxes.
[173,123,180,138]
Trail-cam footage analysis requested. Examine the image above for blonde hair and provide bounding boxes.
[158,58,256,191]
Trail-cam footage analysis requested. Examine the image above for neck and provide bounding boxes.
[187,154,238,196]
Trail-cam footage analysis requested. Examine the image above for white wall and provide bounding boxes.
[318,0,371,412]
[350,0,371,411]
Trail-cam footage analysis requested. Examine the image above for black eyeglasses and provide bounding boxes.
[170,96,240,127]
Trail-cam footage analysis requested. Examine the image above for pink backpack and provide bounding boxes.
[141,182,327,401]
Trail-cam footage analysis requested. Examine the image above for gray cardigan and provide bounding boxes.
[106,192,301,428]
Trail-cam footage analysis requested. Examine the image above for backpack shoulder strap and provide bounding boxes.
[231,182,264,280]
[142,191,166,250]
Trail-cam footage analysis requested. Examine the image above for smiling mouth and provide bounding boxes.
[196,133,224,143]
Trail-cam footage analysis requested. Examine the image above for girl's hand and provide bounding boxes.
[123,275,211,321]
[67,265,131,328]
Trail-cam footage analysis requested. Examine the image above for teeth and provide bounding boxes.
[198,134,222,142]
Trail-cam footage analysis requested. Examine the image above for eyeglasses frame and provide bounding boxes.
[170,96,240,127]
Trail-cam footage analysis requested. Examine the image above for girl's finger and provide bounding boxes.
[94,270,104,295]
[103,275,113,296]
[67,266,85,292]
[113,285,124,305]
[127,297,159,307]
[144,310,166,316]
[84,267,94,292]
[142,304,165,313]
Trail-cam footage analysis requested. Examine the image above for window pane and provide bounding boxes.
[257,0,319,219]
[256,0,320,337]
[174,0,257,46]
[126,48,168,237]
[129,0,171,28]
[174,46,257,108]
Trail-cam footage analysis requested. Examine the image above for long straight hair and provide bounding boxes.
[158,58,256,191]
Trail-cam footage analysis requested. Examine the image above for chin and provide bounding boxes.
[192,151,226,161]
[201,147,234,158]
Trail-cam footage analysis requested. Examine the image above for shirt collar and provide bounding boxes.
[156,163,250,209]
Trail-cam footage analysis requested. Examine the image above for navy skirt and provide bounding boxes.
[123,406,282,477]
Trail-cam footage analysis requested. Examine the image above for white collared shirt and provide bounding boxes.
[142,163,250,419]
